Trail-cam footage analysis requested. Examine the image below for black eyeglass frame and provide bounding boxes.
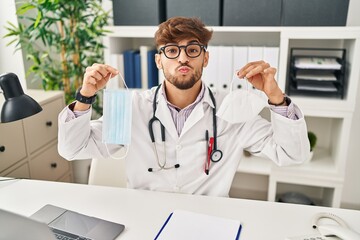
[158,43,207,59]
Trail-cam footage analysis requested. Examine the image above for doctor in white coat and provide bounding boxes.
[58,17,310,197]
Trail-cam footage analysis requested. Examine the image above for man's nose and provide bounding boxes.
[178,48,189,63]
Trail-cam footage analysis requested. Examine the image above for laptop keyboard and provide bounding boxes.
[51,227,92,240]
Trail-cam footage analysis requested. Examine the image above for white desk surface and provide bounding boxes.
[0,179,359,240]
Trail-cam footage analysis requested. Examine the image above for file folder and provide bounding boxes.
[154,210,242,240]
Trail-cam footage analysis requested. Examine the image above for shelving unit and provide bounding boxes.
[0,90,73,182]
[103,26,360,207]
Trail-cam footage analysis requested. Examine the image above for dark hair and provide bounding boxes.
[155,17,213,48]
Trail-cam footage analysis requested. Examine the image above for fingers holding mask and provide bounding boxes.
[237,61,272,79]
[83,64,119,95]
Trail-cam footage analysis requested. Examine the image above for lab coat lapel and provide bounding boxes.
[180,103,204,137]
[180,88,215,137]
[155,96,179,141]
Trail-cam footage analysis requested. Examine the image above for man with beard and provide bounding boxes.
[58,17,309,197]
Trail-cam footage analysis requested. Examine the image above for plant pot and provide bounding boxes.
[304,151,314,164]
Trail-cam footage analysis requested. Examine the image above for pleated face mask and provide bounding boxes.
[216,74,268,124]
[102,73,132,146]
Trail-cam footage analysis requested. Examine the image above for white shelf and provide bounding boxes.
[271,147,341,180]
[237,155,273,175]
[103,26,360,208]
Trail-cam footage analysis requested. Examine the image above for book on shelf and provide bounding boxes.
[294,57,342,70]
[123,49,139,88]
[147,49,159,88]
[134,52,142,88]
[114,47,159,89]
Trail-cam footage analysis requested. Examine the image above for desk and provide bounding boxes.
[0,179,359,239]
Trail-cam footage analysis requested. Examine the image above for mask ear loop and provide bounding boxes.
[102,71,130,160]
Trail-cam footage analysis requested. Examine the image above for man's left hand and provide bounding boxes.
[237,60,284,105]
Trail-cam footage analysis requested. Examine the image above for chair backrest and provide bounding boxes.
[88,150,127,188]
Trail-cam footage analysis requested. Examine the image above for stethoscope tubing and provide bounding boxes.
[148,84,223,172]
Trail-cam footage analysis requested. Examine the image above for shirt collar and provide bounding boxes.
[161,82,208,111]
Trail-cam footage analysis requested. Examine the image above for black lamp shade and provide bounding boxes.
[0,72,42,123]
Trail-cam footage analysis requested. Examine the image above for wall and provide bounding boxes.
[0,0,26,87]
[341,0,360,210]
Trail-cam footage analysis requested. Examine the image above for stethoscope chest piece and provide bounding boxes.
[211,149,223,162]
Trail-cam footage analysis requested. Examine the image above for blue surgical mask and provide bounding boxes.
[102,89,132,145]
[102,72,132,146]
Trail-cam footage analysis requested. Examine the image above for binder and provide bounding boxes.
[203,45,219,89]
[154,210,242,240]
[139,45,152,89]
[232,46,248,90]
[263,46,280,87]
[217,46,234,92]
[123,49,139,88]
[134,52,142,88]
[147,49,159,88]
[108,53,121,89]
[247,46,267,98]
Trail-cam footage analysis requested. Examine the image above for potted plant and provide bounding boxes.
[307,131,317,162]
[4,0,110,115]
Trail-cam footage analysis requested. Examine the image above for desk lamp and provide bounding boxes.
[0,72,42,123]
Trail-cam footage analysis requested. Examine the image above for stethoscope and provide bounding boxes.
[148,84,223,172]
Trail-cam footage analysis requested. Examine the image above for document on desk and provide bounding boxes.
[154,209,242,240]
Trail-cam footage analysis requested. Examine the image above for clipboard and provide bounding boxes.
[154,210,242,240]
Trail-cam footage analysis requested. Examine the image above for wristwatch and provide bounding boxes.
[75,87,97,104]
[268,95,291,106]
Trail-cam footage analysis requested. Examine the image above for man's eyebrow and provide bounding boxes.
[163,40,200,47]
[188,40,200,44]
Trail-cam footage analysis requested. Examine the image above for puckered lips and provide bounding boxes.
[178,65,191,74]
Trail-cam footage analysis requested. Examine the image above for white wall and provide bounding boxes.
[0,0,26,88]
[341,0,360,209]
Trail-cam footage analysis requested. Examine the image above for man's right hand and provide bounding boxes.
[74,63,119,111]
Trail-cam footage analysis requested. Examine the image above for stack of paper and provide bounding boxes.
[296,70,337,81]
[294,57,341,70]
[297,81,337,92]
[154,210,242,240]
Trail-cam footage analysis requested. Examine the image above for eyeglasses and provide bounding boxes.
[158,43,206,59]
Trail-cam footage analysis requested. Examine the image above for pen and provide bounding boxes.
[207,137,214,175]
[205,130,209,175]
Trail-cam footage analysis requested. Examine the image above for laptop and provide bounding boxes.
[0,204,125,240]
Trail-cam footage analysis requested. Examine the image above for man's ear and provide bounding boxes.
[203,51,209,68]
[155,54,162,69]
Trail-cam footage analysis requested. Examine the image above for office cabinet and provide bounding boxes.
[223,0,282,26]
[102,26,360,207]
[282,0,349,26]
[0,90,73,182]
[167,0,221,26]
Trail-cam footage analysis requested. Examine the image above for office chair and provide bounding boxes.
[88,149,127,188]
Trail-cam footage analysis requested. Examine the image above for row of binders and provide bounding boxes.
[107,46,159,89]
[203,46,279,93]
[108,45,279,97]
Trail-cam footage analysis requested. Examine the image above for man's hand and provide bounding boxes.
[237,61,284,105]
[74,63,119,111]
[81,63,119,97]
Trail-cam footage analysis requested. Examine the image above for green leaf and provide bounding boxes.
[34,11,42,28]
[5,38,18,47]
[16,3,36,15]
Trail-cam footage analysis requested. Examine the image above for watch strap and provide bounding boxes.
[75,88,97,104]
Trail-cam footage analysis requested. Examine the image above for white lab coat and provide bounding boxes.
[58,87,310,197]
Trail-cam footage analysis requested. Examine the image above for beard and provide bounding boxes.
[162,63,203,90]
